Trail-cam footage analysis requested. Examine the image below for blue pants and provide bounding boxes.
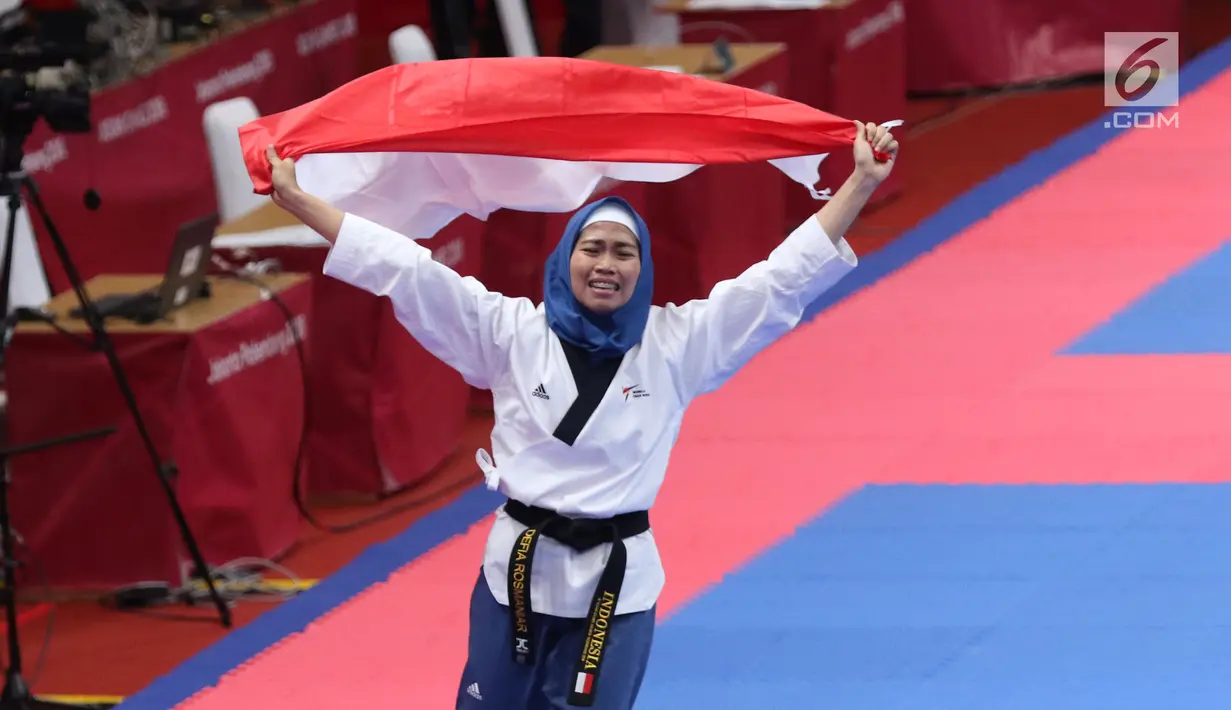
[456,568,655,709]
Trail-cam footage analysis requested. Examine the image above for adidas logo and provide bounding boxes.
[466,682,483,700]
[532,384,550,400]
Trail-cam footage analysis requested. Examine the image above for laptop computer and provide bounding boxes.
[73,214,220,324]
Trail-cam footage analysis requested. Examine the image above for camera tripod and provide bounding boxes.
[0,130,231,707]
[0,426,112,710]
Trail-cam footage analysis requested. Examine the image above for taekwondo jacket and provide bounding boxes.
[322,212,858,617]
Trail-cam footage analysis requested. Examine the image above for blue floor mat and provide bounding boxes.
[635,484,1231,710]
[1064,238,1231,354]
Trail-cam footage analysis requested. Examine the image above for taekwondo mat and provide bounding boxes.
[118,35,1231,710]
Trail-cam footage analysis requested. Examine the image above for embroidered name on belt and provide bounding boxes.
[508,527,539,664]
[570,587,618,705]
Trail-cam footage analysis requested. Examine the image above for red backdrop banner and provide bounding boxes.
[22,0,360,295]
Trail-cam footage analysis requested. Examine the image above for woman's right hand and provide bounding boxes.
[266,144,302,209]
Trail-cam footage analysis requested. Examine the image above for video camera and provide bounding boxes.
[1,0,109,171]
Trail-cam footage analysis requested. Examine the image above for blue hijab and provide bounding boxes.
[543,196,654,360]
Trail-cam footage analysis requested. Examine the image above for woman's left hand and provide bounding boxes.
[852,121,899,185]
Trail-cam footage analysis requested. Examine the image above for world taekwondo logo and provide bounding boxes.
[622,384,648,401]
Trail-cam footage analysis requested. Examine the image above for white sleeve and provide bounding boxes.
[321,213,526,390]
[658,216,858,399]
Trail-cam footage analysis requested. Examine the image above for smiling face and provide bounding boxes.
[569,221,641,315]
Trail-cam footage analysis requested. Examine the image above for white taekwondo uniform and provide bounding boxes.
[321,210,857,619]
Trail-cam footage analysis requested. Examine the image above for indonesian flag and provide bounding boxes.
[236,57,887,242]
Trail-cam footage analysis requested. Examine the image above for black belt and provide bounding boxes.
[504,498,650,707]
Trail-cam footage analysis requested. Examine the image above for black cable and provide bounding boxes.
[9,308,95,352]
[212,266,480,535]
[209,266,319,526]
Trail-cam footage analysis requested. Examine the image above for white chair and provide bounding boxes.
[203,96,326,249]
[202,96,264,223]
[388,25,436,64]
[491,0,539,57]
[603,0,680,46]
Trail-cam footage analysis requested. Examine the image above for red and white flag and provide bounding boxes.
[236,56,886,243]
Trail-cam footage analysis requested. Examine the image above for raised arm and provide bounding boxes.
[266,146,523,389]
[660,122,899,399]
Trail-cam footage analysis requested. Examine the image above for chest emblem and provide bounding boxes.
[622,384,649,401]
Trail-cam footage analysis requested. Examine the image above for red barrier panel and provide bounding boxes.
[665,0,906,225]
[217,217,484,497]
[7,276,311,588]
[904,0,1184,93]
